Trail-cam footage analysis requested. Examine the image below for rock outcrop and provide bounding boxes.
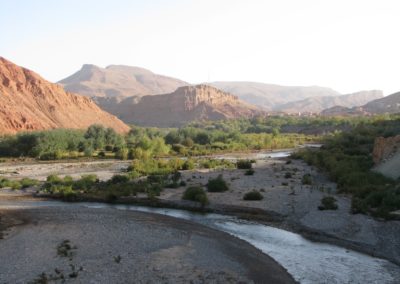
[373,135,400,179]
[59,64,188,98]
[0,57,130,134]
[110,85,264,127]
[372,135,400,164]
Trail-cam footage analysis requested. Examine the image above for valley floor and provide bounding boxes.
[0,201,294,283]
[0,154,400,282]
[160,158,400,265]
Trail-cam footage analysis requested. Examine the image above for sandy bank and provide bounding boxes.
[0,205,295,283]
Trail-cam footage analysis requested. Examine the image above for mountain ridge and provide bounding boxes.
[0,57,130,134]
[104,84,265,127]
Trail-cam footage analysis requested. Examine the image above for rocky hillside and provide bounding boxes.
[322,92,400,116]
[276,90,383,113]
[208,81,341,110]
[59,64,188,98]
[0,57,130,134]
[373,135,400,179]
[107,85,264,127]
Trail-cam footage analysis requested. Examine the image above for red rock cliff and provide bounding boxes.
[0,57,130,134]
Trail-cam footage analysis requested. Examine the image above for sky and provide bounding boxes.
[1,0,399,95]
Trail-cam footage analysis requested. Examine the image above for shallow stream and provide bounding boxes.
[1,200,399,284]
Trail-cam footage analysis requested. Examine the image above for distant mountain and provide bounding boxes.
[321,92,400,116]
[275,90,383,113]
[59,64,188,98]
[0,57,130,134]
[103,85,264,127]
[208,81,341,110]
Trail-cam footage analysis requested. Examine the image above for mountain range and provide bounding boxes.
[0,57,129,134]
[59,64,187,98]
[322,92,400,116]
[60,65,386,115]
[1,58,398,133]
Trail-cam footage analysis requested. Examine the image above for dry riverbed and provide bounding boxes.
[160,158,400,265]
[1,155,400,279]
[0,159,130,181]
[0,202,294,283]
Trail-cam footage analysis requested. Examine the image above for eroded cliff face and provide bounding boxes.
[116,84,264,127]
[373,135,400,164]
[0,57,130,134]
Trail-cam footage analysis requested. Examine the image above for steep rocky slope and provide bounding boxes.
[276,90,383,113]
[373,135,400,179]
[322,92,400,116]
[109,85,264,127]
[59,64,188,98]
[0,57,130,134]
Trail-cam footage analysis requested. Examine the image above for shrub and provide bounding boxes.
[318,196,338,210]
[245,169,255,175]
[182,159,195,170]
[182,186,209,206]
[237,160,252,169]
[20,178,39,188]
[284,172,292,179]
[302,174,312,185]
[207,174,229,192]
[73,174,98,190]
[115,148,129,160]
[98,151,106,158]
[47,174,63,184]
[0,179,23,190]
[110,174,130,184]
[243,190,263,201]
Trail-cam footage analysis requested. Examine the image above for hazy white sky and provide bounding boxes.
[1,0,399,94]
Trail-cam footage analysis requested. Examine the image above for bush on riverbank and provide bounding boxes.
[207,175,229,192]
[182,186,209,206]
[243,190,263,201]
[237,160,252,169]
[302,174,312,185]
[318,196,338,210]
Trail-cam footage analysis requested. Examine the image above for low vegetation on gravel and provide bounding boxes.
[293,116,400,218]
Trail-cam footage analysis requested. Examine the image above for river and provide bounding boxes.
[1,200,399,284]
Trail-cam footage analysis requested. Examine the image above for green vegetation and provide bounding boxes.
[0,116,327,161]
[236,160,252,169]
[293,116,400,218]
[245,169,255,175]
[318,196,338,210]
[243,190,263,201]
[302,174,313,185]
[182,186,209,206]
[0,177,39,190]
[207,175,229,192]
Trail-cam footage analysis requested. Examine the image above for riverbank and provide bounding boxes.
[0,201,295,283]
[32,157,400,266]
[1,152,400,268]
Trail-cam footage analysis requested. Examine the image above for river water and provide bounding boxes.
[2,200,399,284]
